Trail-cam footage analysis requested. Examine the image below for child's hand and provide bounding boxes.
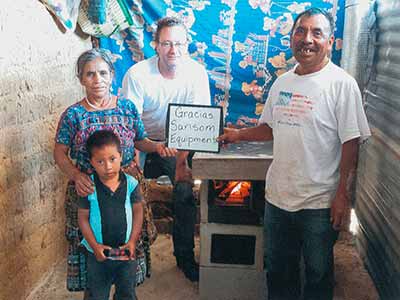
[120,242,136,260]
[93,244,112,262]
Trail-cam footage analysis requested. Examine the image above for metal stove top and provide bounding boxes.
[192,141,273,180]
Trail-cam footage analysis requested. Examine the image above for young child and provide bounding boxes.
[77,130,143,300]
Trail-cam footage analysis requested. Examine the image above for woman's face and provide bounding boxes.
[80,57,113,100]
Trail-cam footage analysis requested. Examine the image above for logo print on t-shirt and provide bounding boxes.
[276,91,292,106]
[275,91,314,127]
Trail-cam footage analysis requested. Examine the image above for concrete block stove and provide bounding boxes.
[192,141,273,300]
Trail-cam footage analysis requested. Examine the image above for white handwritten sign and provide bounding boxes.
[166,104,223,153]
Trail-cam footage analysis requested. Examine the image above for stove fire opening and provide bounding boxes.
[210,234,256,265]
[213,180,252,205]
[207,180,265,225]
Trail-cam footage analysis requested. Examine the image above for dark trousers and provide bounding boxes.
[86,253,137,300]
[264,201,338,300]
[144,152,196,259]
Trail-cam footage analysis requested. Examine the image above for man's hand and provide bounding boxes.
[175,151,192,182]
[73,171,94,197]
[330,189,350,231]
[218,127,241,144]
[175,164,192,182]
[331,138,359,231]
[156,143,177,157]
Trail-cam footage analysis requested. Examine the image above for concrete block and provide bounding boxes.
[200,267,266,300]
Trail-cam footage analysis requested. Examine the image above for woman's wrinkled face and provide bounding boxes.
[80,57,113,100]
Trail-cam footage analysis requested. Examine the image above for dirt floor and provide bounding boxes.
[333,232,379,300]
[27,233,378,300]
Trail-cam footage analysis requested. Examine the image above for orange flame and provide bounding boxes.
[218,181,251,203]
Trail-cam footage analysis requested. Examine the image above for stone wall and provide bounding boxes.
[0,1,90,299]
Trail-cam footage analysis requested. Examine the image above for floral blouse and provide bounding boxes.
[55,97,147,172]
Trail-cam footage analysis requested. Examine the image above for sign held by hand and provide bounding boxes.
[166,104,223,153]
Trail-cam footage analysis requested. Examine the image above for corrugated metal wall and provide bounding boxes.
[355,0,400,299]
[341,0,374,91]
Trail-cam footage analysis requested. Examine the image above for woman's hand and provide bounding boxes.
[73,171,94,197]
[54,143,94,195]
[122,160,143,177]
[156,142,177,157]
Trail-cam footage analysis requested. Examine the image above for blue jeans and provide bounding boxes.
[264,201,338,300]
[144,152,196,259]
[86,253,137,300]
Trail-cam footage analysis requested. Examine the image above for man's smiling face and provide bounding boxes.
[290,14,334,75]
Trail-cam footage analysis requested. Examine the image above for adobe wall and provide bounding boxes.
[0,1,90,299]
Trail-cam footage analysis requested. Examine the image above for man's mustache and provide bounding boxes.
[295,43,317,51]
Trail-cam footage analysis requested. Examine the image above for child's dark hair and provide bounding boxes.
[86,130,122,158]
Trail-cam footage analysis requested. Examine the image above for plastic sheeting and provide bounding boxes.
[98,0,345,125]
[355,0,400,298]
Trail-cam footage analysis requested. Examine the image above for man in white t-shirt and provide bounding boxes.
[121,16,211,282]
[219,8,370,300]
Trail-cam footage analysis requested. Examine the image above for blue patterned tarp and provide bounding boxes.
[100,0,345,126]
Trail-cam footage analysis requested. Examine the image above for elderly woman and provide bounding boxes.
[54,48,173,293]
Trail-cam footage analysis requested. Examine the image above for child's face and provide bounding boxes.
[90,144,122,181]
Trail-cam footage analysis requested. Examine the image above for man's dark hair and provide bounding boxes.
[154,16,188,42]
[86,130,121,158]
[291,7,335,37]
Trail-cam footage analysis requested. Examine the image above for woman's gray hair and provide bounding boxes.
[76,48,115,80]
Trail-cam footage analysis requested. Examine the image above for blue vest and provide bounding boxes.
[81,173,138,253]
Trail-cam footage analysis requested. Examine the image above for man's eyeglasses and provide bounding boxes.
[159,40,187,49]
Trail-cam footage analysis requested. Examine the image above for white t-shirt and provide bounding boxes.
[121,55,211,140]
[259,61,371,211]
